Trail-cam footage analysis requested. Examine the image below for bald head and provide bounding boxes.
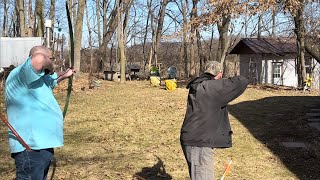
[29,46,52,57]
[29,46,55,73]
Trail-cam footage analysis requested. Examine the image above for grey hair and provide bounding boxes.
[29,46,50,56]
[205,61,222,75]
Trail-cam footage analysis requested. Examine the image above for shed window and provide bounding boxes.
[305,57,312,74]
[272,63,281,78]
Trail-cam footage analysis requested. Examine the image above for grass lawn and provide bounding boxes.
[1,74,320,180]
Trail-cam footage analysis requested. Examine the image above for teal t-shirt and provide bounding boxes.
[5,57,64,153]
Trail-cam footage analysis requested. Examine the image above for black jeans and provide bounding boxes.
[12,148,54,180]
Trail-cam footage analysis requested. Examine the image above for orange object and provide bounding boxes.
[220,160,232,180]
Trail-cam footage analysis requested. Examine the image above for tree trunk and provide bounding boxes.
[190,33,196,77]
[72,0,76,26]
[50,0,55,47]
[14,0,20,36]
[12,12,17,37]
[101,0,109,68]
[148,40,155,71]
[196,29,206,73]
[17,0,26,37]
[96,0,101,46]
[35,0,44,37]
[181,0,189,78]
[110,42,114,66]
[74,0,86,75]
[142,0,151,72]
[153,0,169,67]
[271,7,276,37]
[209,25,214,61]
[102,0,108,40]
[122,0,133,55]
[194,1,205,74]
[305,44,320,62]
[99,4,118,57]
[189,0,198,77]
[2,0,8,36]
[117,0,126,83]
[257,13,263,38]
[216,15,231,73]
[28,0,34,36]
[147,0,155,71]
[293,1,307,86]
[85,0,94,84]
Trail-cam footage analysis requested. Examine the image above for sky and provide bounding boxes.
[0,0,300,49]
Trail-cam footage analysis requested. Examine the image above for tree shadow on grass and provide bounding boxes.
[133,156,172,180]
[228,96,320,180]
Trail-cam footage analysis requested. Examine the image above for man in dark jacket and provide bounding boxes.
[180,61,248,180]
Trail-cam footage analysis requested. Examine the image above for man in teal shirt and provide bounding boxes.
[5,46,74,179]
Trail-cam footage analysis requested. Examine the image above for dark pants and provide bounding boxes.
[181,145,214,180]
[12,148,54,180]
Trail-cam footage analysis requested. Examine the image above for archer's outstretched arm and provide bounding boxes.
[57,68,76,83]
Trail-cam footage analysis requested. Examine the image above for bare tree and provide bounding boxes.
[95,0,101,46]
[196,29,206,73]
[271,6,277,37]
[27,0,34,36]
[35,0,44,37]
[99,2,118,57]
[15,0,26,36]
[147,0,156,71]
[189,0,197,77]
[181,0,189,77]
[147,0,169,71]
[74,0,86,75]
[304,2,320,62]
[216,15,231,73]
[117,0,126,83]
[49,0,55,46]
[153,0,169,66]
[142,0,151,72]
[257,13,263,38]
[2,0,8,36]
[122,0,133,57]
[85,0,97,85]
[292,1,307,86]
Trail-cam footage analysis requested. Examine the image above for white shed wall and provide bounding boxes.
[311,59,320,89]
[239,53,311,88]
[282,59,298,87]
[0,37,43,67]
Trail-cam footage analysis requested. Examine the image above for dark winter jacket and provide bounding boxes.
[180,73,248,148]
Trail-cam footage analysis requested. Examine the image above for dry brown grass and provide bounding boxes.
[1,74,320,180]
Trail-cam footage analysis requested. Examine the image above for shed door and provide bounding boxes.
[272,62,282,85]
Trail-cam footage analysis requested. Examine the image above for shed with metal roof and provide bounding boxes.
[229,38,320,88]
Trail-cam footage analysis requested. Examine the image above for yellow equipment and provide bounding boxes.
[165,79,177,90]
[150,76,161,87]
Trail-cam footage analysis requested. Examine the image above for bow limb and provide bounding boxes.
[63,1,75,119]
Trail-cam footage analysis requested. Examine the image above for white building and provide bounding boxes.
[0,37,43,67]
[229,38,320,89]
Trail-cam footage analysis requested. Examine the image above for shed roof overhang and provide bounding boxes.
[229,38,297,56]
